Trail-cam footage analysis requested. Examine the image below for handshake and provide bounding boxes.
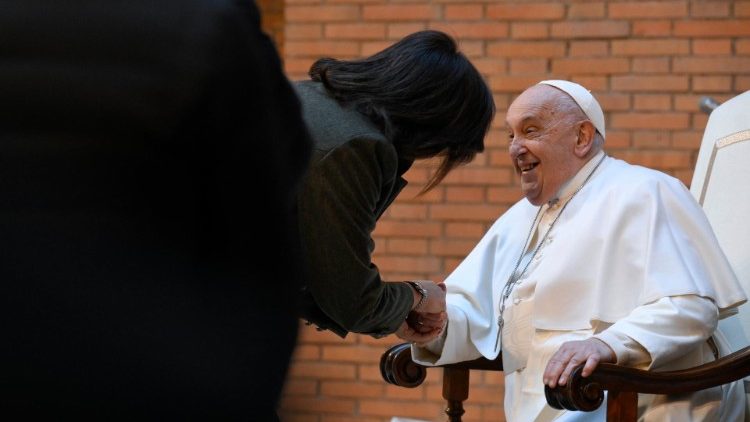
[395,280,447,345]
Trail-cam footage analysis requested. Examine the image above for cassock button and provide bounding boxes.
[534,253,542,261]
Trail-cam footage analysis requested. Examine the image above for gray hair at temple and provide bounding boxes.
[537,80,605,149]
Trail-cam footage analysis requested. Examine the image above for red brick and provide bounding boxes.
[280,397,356,414]
[363,5,439,21]
[674,20,750,37]
[632,20,672,37]
[674,57,750,74]
[443,167,511,185]
[292,344,322,360]
[387,238,428,254]
[430,239,478,256]
[429,22,509,39]
[445,4,483,20]
[360,41,392,57]
[612,39,690,56]
[284,58,315,76]
[285,40,359,56]
[472,58,508,75]
[693,112,710,130]
[693,39,732,55]
[612,75,689,92]
[288,362,357,380]
[674,94,707,111]
[610,112,690,130]
[375,255,441,273]
[430,204,503,221]
[609,1,688,18]
[487,41,566,58]
[277,412,320,422]
[287,5,359,22]
[632,131,671,149]
[286,24,322,40]
[737,2,750,17]
[632,58,671,74]
[693,76,733,92]
[490,75,543,93]
[488,150,513,166]
[396,185,445,203]
[510,58,548,74]
[691,1,730,17]
[443,258,463,274]
[569,41,609,57]
[633,94,672,111]
[325,23,386,40]
[511,23,549,40]
[458,40,484,58]
[287,0,321,4]
[321,381,384,398]
[597,93,632,111]
[738,76,750,91]
[445,222,487,239]
[384,383,426,400]
[359,399,442,418]
[321,416,383,422]
[283,379,319,396]
[552,58,630,75]
[487,186,523,204]
[486,3,565,20]
[737,39,750,55]
[390,204,428,220]
[570,76,607,90]
[551,21,630,39]
[616,151,693,169]
[387,23,427,39]
[446,186,486,202]
[357,364,386,382]
[604,130,632,148]
[672,131,703,150]
[569,2,605,19]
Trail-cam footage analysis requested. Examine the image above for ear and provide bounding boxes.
[573,120,596,158]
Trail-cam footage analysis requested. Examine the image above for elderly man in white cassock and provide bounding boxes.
[411,80,748,421]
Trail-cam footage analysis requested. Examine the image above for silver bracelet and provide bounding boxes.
[406,281,428,311]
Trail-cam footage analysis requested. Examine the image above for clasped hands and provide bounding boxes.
[395,281,447,345]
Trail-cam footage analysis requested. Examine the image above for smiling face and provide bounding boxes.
[506,85,591,206]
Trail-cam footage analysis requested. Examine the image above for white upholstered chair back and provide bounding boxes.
[690,90,750,351]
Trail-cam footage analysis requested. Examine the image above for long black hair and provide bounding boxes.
[309,30,495,192]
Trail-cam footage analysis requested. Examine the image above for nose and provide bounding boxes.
[509,137,527,158]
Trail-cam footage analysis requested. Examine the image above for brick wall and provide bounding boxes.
[278,1,750,421]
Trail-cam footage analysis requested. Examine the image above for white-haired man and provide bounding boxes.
[412,80,747,420]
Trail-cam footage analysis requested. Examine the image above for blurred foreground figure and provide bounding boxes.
[0,1,310,419]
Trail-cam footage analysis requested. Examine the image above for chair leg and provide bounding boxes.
[606,390,638,422]
[442,367,470,422]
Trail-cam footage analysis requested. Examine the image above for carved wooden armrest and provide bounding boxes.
[545,345,750,413]
[380,342,503,388]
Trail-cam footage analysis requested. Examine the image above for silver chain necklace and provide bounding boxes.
[494,154,607,352]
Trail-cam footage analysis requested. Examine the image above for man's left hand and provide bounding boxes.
[543,338,615,388]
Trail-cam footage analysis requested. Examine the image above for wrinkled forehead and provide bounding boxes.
[505,85,564,126]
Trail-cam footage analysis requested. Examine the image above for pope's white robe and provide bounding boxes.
[413,154,747,421]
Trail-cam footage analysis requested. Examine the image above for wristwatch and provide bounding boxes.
[406,281,428,311]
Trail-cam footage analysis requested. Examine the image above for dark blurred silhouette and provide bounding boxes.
[0,1,310,420]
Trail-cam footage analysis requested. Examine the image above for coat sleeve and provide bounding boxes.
[297,137,413,336]
[594,295,718,369]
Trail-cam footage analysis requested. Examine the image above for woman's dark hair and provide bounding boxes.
[309,30,495,193]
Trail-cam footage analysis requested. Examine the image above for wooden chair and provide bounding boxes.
[381,90,750,421]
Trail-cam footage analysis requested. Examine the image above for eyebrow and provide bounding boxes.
[505,114,540,128]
